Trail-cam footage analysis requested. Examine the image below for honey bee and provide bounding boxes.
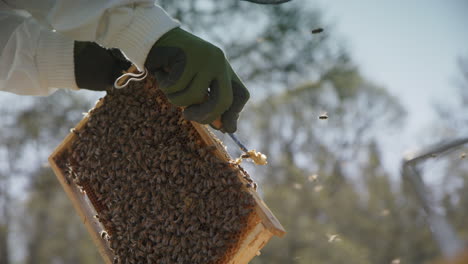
[312,28,323,34]
[100,231,109,240]
[327,234,341,243]
[319,112,328,120]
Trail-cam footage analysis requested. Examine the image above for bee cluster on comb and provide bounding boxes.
[57,77,261,264]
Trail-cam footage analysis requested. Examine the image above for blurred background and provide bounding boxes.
[1,0,468,263]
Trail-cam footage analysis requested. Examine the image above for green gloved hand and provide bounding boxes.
[145,27,250,133]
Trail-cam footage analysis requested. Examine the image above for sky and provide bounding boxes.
[313,0,468,176]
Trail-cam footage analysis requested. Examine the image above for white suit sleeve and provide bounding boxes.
[0,11,76,95]
[0,1,179,96]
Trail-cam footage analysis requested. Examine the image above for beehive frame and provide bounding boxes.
[48,80,285,264]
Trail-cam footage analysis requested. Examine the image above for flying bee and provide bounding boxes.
[327,234,341,243]
[319,112,328,120]
[311,28,324,34]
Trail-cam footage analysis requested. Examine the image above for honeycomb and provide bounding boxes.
[57,77,259,264]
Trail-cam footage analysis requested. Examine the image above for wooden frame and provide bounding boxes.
[48,83,285,264]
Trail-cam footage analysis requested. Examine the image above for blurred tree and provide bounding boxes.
[389,57,468,263]
[434,57,468,249]
[22,167,101,264]
[244,59,408,263]
[443,167,468,241]
[0,176,10,264]
[435,57,468,137]
[0,91,98,263]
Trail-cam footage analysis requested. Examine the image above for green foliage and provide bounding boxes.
[22,168,101,264]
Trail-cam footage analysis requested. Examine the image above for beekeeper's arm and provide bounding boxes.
[0,1,249,133]
[0,0,179,95]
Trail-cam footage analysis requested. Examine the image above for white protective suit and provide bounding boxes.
[0,0,179,95]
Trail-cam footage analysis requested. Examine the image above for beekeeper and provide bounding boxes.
[0,0,250,133]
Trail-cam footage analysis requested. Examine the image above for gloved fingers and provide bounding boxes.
[167,72,212,107]
[146,47,188,94]
[220,80,250,133]
[153,58,186,92]
[219,65,250,133]
[184,69,233,124]
[160,56,191,94]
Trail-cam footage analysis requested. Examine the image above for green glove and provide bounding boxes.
[145,27,250,133]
